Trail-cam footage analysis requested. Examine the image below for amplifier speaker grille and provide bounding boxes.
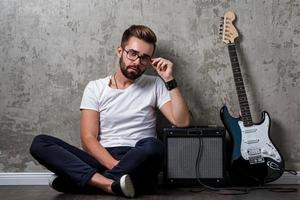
[167,137,223,179]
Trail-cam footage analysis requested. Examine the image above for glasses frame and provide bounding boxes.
[122,47,152,66]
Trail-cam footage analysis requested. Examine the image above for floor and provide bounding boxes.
[0,185,299,200]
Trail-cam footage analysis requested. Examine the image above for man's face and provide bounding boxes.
[118,37,154,80]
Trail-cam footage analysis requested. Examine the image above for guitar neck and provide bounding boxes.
[227,43,253,126]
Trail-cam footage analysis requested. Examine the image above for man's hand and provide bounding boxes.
[80,109,119,170]
[151,57,174,82]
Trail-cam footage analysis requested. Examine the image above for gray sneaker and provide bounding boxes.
[112,174,135,198]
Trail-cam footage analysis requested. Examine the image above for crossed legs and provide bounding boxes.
[30,134,164,195]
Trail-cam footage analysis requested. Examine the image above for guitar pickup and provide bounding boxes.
[246,139,259,144]
[244,129,257,134]
[247,148,261,155]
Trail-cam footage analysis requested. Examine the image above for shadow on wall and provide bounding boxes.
[271,120,289,164]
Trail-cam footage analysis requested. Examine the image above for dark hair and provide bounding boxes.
[121,25,157,53]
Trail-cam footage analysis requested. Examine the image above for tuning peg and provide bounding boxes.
[219,23,224,30]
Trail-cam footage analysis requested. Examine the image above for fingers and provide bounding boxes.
[151,57,174,81]
[151,57,172,71]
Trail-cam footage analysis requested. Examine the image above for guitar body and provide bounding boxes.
[220,106,284,185]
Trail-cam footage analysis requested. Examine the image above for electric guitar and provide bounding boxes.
[219,11,284,185]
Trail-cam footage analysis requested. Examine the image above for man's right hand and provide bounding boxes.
[80,109,119,170]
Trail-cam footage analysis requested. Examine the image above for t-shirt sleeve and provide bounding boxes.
[155,77,171,109]
[80,81,100,112]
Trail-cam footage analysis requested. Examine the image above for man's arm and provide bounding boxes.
[151,57,191,127]
[80,109,118,170]
[159,88,190,127]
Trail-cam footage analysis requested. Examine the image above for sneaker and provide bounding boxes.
[48,174,59,191]
[48,174,78,193]
[111,174,135,198]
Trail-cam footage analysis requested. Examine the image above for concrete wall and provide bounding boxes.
[0,0,299,172]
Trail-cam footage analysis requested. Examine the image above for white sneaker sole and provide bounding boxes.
[120,174,135,198]
[48,174,58,189]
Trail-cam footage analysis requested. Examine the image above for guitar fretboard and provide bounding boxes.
[227,44,253,126]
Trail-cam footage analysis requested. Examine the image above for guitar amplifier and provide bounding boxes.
[163,126,227,187]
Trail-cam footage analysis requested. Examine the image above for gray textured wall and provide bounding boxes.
[0,0,299,172]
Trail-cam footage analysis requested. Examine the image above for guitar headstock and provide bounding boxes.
[219,11,239,44]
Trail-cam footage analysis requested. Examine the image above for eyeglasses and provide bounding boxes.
[122,47,152,65]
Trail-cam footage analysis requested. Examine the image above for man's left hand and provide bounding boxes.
[151,57,174,82]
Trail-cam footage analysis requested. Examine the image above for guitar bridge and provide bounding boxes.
[249,155,265,164]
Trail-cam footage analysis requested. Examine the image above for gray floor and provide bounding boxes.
[0,185,299,200]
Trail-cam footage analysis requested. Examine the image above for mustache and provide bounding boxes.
[127,65,141,72]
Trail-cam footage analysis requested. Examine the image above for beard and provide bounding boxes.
[119,57,146,80]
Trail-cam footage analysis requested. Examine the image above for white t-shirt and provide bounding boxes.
[80,74,171,147]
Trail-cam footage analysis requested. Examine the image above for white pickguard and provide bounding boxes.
[239,113,282,164]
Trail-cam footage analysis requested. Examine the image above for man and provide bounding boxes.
[30,25,190,198]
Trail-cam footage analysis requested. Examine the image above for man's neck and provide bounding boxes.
[113,70,135,89]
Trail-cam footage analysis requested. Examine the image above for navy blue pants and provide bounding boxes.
[30,134,164,194]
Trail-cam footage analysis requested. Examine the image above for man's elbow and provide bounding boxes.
[80,133,94,151]
[80,138,88,151]
[173,117,191,128]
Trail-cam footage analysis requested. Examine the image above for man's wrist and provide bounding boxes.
[162,76,174,82]
[164,79,178,91]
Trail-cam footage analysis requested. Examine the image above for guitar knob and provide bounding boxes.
[262,149,268,154]
[270,152,276,157]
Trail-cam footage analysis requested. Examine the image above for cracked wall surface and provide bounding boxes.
[0,0,299,172]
